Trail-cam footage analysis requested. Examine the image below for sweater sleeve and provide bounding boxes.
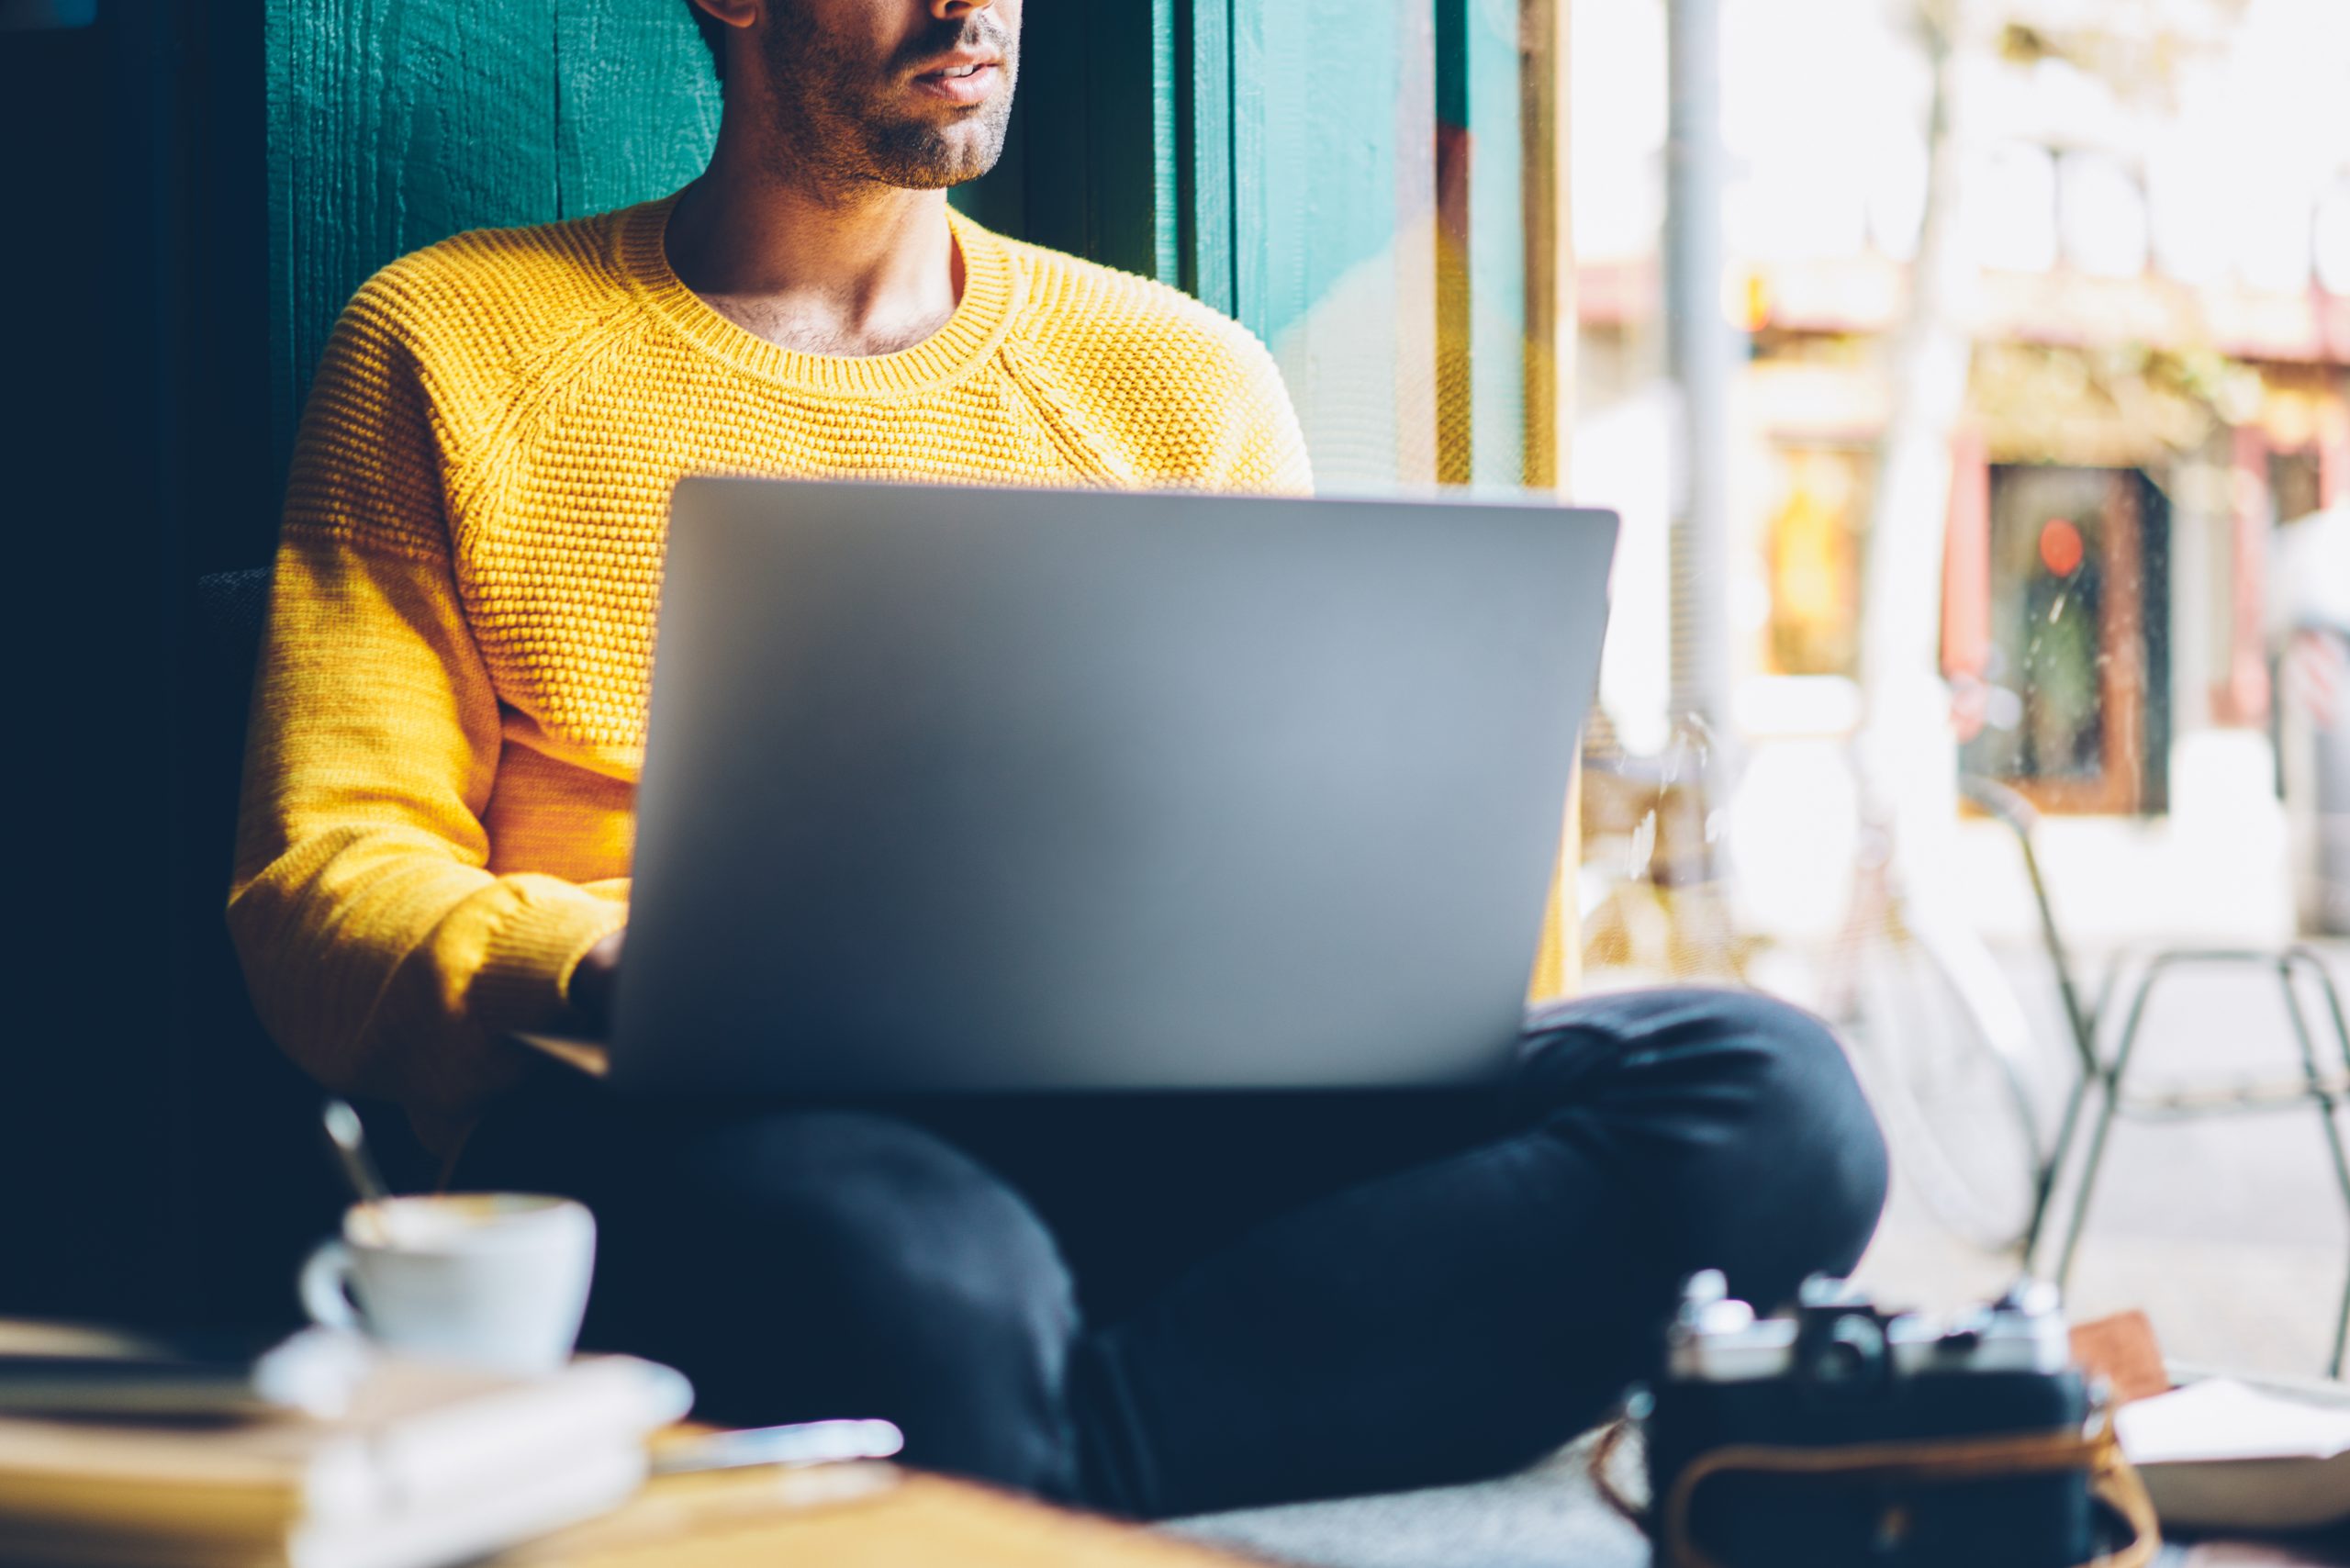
[228,282,628,1134]
[1214,335,1315,498]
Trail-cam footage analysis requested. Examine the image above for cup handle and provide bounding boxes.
[299,1239,363,1332]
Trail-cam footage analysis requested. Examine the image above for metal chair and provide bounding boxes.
[2047,946,2350,1379]
[1962,777,2350,1379]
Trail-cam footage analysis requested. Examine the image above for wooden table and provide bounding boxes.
[493,1463,2347,1568]
[497,1464,1261,1568]
[2163,1538,2350,1567]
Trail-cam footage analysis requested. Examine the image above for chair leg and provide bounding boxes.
[2027,955,2129,1273]
[2335,1265,2349,1383]
[2052,964,2167,1294]
[2276,957,2350,1195]
[2024,1070,2094,1269]
[2046,947,2350,1374]
[2052,1080,2123,1295]
[2291,946,2350,1075]
[2281,950,2350,1379]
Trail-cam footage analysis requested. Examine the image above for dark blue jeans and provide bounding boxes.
[455,988,1886,1517]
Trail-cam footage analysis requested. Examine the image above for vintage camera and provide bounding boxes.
[1640,1271,2103,1568]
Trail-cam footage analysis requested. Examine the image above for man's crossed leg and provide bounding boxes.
[457,989,1887,1516]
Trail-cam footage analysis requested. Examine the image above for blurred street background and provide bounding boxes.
[1856,938,2350,1378]
[1562,0,2349,1376]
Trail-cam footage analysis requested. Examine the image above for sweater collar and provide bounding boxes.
[616,190,1020,397]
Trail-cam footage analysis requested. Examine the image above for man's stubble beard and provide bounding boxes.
[755,6,1019,193]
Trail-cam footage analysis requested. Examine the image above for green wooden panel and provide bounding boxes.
[1083,0,1179,279]
[268,0,561,459]
[1181,0,1236,313]
[1461,0,1525,487]
[1147,0,1181,285]
[1009,5,1090,262]
[1436,0,1527,487]
[553,0,720,218]
[1227,0,1268,337]
[955,1,1179,281]
[1242,0,1424,347]
[1228,0,1438,490]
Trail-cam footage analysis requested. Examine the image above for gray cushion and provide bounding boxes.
[1165,1431,1650,1568]
[1165,1428,2220,1568]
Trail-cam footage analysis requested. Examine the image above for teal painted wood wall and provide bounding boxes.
[1440,0,1527,488]
[265,0,720,462]
[1227,0,1438,490]
[265,0,1543,489]
[946,2,1179,284]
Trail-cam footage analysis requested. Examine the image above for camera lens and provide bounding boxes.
[1809,1316,1886,1385]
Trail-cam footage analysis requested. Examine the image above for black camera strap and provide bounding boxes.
[1591,1417,2160,1568]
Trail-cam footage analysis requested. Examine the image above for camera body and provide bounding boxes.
[1642,1272,2097,1568]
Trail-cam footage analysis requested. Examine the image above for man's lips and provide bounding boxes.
[911,55,1001,106]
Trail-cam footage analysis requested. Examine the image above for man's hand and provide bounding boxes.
[567,927,627,1038]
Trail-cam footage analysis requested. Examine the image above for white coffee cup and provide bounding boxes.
[300,1194,597,1375]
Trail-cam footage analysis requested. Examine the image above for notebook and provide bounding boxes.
[0,1348,690,1568]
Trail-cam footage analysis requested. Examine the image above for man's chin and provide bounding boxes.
[867,118,1012,190]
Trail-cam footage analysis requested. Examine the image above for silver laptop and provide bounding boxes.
[554,476,1616,1094]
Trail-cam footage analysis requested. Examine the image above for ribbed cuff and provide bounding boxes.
[467,878,630,1035]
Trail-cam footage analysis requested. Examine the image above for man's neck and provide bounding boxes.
[666,128,963,359]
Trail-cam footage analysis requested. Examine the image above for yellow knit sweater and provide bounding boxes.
[232,194,1572,1151]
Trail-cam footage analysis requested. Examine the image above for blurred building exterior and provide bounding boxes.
[1572,0,2350,944]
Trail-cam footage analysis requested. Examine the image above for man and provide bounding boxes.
[232,0,1886,1517]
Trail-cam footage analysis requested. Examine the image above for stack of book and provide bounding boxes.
[0,1323,691,1568]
